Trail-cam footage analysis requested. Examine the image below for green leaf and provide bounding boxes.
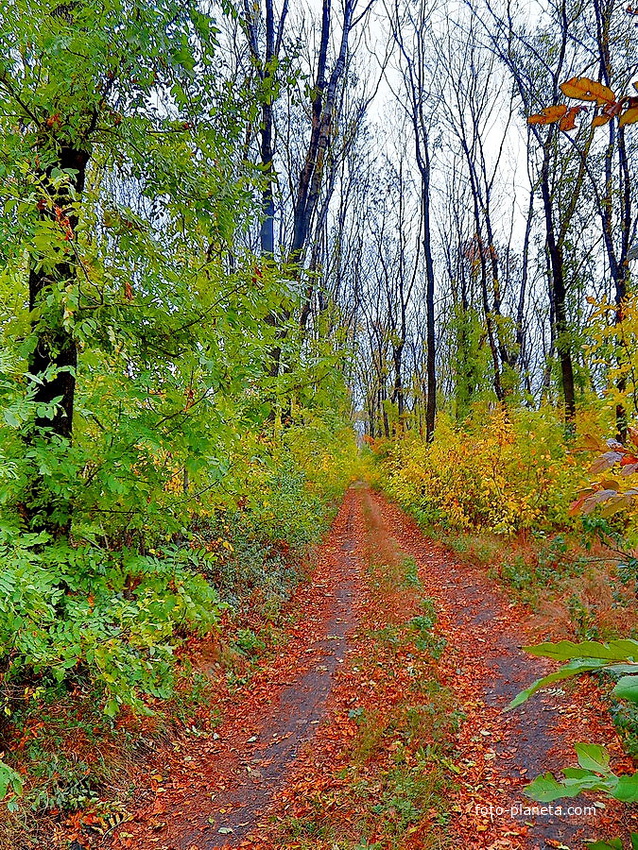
[606,664,638,675]
[0,760,23,799]
[585,840,623,850]
[563,767,595,779]
[612,675,638,704]
[104,698,119,717]
[612,772,638,803]
[524,772,580,802]
[3,409,20,427]
[575,742,611,774]
[507,658,609,710]
[523,639,638,662]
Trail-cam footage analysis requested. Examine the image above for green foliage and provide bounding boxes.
[525,742,638,803]
[507,638,638,710]
[0,760,23,807]
[233,628,265,657]
[0,0,279,534]
[399,556,421,589]
[29,751,100,813]
[408,600,446,659]
[496,534,587,606]
[0,414,357,709]
[446,305,494,421]
[586,837,638,850]
[0,0,358,751]
[0,536,224,719]
[370,750,445,835]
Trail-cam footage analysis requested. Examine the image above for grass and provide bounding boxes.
[0,563,299,848]
[401,503,635,635]
[0,692,141,849]
[609,698,638,759]
[370,750,450,835]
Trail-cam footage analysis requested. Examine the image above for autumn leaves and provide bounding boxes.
[528,76,638,131]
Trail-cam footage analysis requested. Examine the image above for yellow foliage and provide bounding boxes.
[374,407,589,535]
[585,295,638,431]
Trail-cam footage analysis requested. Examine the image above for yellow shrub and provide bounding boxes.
[376,407,589,535]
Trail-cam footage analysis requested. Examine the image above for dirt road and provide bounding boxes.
[108,485,637,850]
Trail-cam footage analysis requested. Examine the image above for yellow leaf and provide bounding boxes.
[592,113,613,127]
[620,107,638,127]
[528,104,567,125]
[582,433,603,450]
[634,81,638,93]
[560,76,615,104]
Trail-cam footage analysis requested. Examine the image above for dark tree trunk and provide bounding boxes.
[391,342,404,420]
[25,144,89,534]
[381,384,390,439]
[541,155,575,422]
[515,185,534,369]
[420,158,436,442]
[254,0,354,386]
[593,0,633,440]
[424,224,436,442]
[260,97,275,257]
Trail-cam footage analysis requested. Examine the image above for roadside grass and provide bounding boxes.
[0,661,229,849]
[395,511,637,642]
[0,505,339,849]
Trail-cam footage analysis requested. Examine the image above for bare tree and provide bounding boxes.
[386,0,439,440]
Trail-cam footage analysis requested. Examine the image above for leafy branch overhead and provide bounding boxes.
[528,77,638,130]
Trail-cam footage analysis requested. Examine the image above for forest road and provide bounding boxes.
[109,485,636,850]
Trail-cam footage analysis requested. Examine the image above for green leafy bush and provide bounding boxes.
[0,536,223,719]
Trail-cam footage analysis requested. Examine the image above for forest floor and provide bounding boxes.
[100,484,638,850]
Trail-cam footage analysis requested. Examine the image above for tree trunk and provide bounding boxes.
[391,342,404,420]
[26,144,89,534]
[541,154,575,422]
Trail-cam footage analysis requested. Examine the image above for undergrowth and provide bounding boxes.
[368,407,638,774]
[370,407,584,535]
[0,422,359,847]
